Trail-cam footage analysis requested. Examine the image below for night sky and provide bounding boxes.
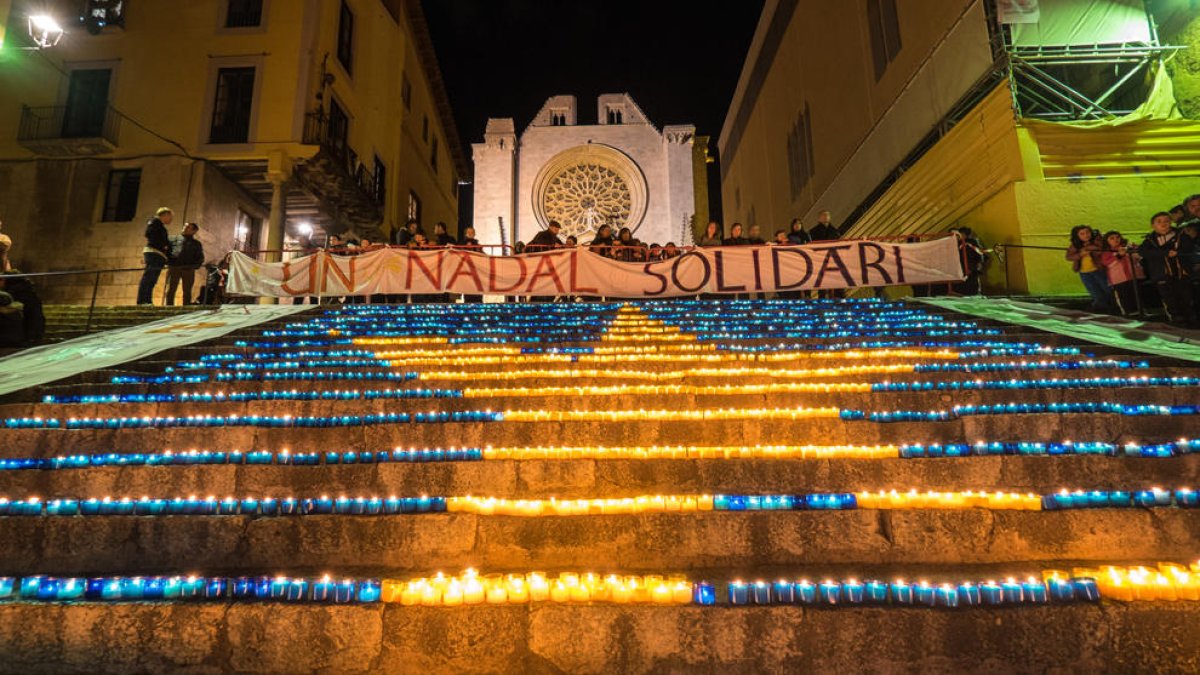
[420,0,764,222]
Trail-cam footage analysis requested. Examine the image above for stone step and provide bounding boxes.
[0,457,1193,501]
[0,509,1194,576]
[0,602,1192,674]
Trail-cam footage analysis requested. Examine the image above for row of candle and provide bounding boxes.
[3,410,503,430]
[415,364,916,382]
[1084,563,1200,601]
[0,495,447,516]
[6,438,1194,472]
[899,440,1200,458]
[0,447,484,471]
[847,403,1200,422]
[381,571,693,606]
[502,407,841,422]
[725,576,1099,607]
[910,358,1141,372]
[0,575,377,603]
[8,489,1194,517]
[41,388,464,405]
[8,563,1199,605]
[871,376,1199,392]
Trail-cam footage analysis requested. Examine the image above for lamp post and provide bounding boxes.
[27,14,64,49]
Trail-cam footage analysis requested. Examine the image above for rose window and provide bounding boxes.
[541,163,633,239]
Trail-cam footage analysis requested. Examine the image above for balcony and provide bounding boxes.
[295,111,384,231]
[18,105,121,156]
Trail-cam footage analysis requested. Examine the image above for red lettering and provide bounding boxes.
[321,254,357,294]
[525,252,567,294]
[445,252,485,293]
[280,256,316,295]
[406,250,445,291]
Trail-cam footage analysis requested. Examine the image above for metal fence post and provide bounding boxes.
[84,271,101,334]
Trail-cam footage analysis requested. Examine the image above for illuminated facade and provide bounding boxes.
[0,0,464,304]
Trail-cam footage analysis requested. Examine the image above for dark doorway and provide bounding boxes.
[62,69,111,138]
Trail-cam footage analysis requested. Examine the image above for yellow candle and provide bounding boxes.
[610,582,632,604]
[651,582,673,605]
[528,573,549,602]
[506,576,529,604]
[550,580,571,603]
[672,581,692,604]
[381,579,404,603]
[442,580,463,606]
[400,581,423,606]
[420,582,440,606]
[463,578,485,605]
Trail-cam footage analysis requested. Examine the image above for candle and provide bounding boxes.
[1000,578,1023,604]
[693,582,716,606]
[889,579,913,605]
[442,580,464,606]
[728,581,750,606]
[913,581,935,607]
[772,580,796,604]
[842,579,865,605]
[750,581,771,605]
[818,580,841,605]
[934,584,959,608]
[528,573,549,602]
[980,581,1003,605]
[463,577,485,605]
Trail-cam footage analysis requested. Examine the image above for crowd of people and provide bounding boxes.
[1065,194,1200,327]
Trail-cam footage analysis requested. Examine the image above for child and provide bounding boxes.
[1099,231,1141,316]
[1065,225,1112,313]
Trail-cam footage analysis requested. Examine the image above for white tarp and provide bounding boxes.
[226,238,967,299]
[0,304,310,396]
[1010,0,1151,46]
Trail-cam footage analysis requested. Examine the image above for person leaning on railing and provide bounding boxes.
[1138,212,1198,327]
[527,221,564,253]
[0,232,45,345]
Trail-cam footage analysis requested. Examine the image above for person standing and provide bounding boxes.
[809,211,839,242]
[527,221,563,252]
[699,221,723,247]
[434,222,456,246]
[1066,225,1112,313]
[137,207,173,305]
[786,218,811,246]
[722,223,749,246]
[1139,212,1197,326]
[166,222,204,306]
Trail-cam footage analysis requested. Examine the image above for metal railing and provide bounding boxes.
[302,111,384,204]
[18,105,122,146]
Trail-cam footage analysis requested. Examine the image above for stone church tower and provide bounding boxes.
[472,94,698,250]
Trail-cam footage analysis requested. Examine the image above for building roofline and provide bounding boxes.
[404,0,470,180]
[717,0,777,154]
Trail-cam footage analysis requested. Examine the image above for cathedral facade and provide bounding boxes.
[472,94,699,250]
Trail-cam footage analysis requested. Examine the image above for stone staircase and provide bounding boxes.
[0,299,1197,673]
[42,305,198,341]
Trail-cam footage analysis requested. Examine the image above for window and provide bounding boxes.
[408,191,421,224]
[606,107,623,124]
[337,1,354,75]
[401,74,412,110]
[102,168,140,222]
[63,68,111,138]
[209,66,256,144]
[430,136,439,173]
[328,98,349,156]
[786,102,815,200]
[421,115,428,142]
[234,209,262,252]
[373,155,387,205]
[225,0,263,28]
[866,0,901,80]
[550,111,567,126]
[81,0,126,33]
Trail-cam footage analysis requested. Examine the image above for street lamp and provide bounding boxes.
[27,15,64,49]
[298,222,313,237]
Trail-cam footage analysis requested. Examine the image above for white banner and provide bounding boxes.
[227,238,966,299]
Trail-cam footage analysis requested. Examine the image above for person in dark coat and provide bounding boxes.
[809,210,839,241]
[722,223,749,246]
[137,207,173,304]
[1138,211,1197,326]
[166,222,205,306]
[433,222,456,246]
[589,224,615,257]
[786,218,811,246]
[391,219,420,246]
[527,221,563,252]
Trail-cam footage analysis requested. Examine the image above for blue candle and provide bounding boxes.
[233,577,254,599]
[842,579,865,604]
[312,577,333,602]
[934,584,959,608]
[864,580,888,604]
[771,580,796,604]
[1072,577,1100,602]
[333,579,355,603]
[334,497,352,514]
[912,582,936,607]
[357,580,381,603]
[980,581,1003,605]
[204,578,227,599]
[692,582,716,606]
[818,580,841,605]
[1047,578,1075,602]
[1023,579,1048,603]
[143,577,165,599]
[57,578,84,600]
[286,579,308,602]
[101,579,121,600]
[36,577,60,601]
[889,580,913,605]
[19,576,42,599]
[416,496,432,513]
[316,496,333,514]
[1000,579,1023,604]
[0,577,13,599]
[958,582,981,606]
[751,581,771,605]
[163,576,183,599]
[121,577,146,599]
[728,581,750,606]
[253,577,272,600]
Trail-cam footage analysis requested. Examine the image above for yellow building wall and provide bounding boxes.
[720,0,977,231]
